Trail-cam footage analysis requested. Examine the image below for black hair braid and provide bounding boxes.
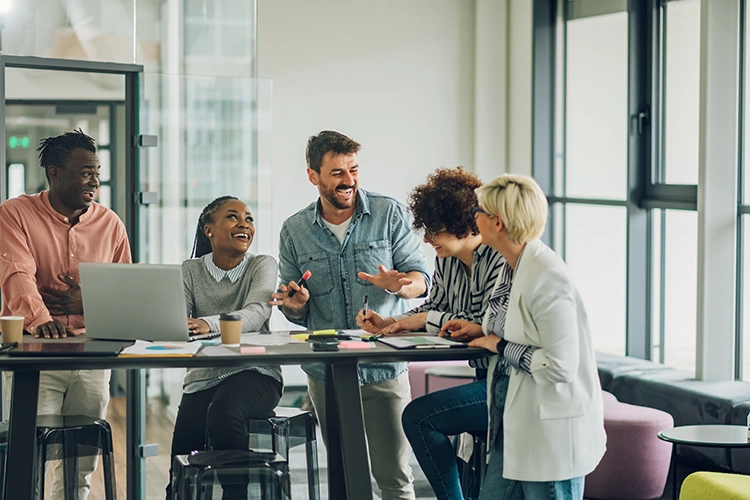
[190,196,239,258]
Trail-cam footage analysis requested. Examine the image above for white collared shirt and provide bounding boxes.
[202,252,250,283]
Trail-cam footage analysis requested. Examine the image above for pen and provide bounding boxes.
[363,294,369,314]
[288,270,312,298]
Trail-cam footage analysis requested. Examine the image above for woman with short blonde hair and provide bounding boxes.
[445,173,605,499]
[474,174,548,245]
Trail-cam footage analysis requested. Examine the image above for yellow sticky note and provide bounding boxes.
[312,329,337,335]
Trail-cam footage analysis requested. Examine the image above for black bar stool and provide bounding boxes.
[457,431,486,500]
[0,415,117,500]
[246,407,320,500]
[172,450,289,500]
[35,415,117,500]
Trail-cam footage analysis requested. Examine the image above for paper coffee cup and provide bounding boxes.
[219,312,242,347]
[0,316,24,344]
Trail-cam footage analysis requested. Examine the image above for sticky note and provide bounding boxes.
[312,329,337,335]
[240,346,266,354]
[339,341,374,349]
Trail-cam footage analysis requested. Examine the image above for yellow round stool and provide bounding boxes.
[680,471,750,500]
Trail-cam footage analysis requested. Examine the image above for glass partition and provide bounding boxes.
[1,0,136,64]
[137,74,272,490]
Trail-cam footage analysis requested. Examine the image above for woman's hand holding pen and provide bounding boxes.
[356,309,393,333]
[440,319,484,342]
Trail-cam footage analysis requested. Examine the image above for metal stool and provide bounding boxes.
[172,450,289,500]
[457,431,486,500]
[246,407,320,500]
[24,415,116,500]
[424,364,476,394]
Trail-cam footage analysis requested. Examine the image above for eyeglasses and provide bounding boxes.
[471,205,487,218]
[424,228,447,241]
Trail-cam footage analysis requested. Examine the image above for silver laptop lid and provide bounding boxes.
[79,263,190,342]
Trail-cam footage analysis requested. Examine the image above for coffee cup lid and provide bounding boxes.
[220,312,241,321]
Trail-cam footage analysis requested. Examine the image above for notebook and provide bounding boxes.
[79,263,215,342]
[377,335,468,349]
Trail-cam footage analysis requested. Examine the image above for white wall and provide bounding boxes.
[259,0,483,384]
[258,0,477,240]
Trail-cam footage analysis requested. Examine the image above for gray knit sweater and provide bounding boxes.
[181,253,283,393]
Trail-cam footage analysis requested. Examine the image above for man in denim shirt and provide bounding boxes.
[269,130,430,500]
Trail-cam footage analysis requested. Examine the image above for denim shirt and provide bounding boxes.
[278,188,431,385]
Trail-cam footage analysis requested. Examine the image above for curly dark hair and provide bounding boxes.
[191,196,240,258]
[37,128,97,182]
[408,167,483,239]
[306,130,361,173]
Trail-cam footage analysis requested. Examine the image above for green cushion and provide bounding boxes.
[680,472,750,500]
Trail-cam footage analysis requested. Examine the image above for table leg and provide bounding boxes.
[4,370,40,500]
[325,363,373,500]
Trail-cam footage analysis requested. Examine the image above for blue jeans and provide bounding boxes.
[479,377,583,500]
[401,379,489,500]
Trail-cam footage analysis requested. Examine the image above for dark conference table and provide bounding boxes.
[0,336,488,500]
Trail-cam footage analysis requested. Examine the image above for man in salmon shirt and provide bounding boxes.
[0,129,131,500]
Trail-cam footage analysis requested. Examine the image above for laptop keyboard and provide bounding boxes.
[188,332,221,342]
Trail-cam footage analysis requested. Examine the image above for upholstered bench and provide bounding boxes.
[679,471,750,500]
[584,391,673,500]
[596,352,750,474]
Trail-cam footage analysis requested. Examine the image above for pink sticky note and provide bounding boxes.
[241,346,266,354]
[339,341,374,349]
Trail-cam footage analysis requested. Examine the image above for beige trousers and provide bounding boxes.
[308,371,416,500]
[5,369,111,500]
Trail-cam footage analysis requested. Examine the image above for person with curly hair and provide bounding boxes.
[356,167,512,500]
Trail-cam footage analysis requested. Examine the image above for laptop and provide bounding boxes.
[79,263,218,342]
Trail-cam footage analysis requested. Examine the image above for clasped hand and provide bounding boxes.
[40,274,83,316]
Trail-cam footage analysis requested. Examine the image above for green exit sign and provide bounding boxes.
[8,136,30,149]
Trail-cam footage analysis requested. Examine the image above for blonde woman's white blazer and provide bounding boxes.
[484,238,606,482]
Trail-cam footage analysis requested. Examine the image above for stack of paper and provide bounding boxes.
[120,340,203,357]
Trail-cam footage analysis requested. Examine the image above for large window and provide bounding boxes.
[542,0,704,370]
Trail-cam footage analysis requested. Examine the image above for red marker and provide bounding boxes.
[288,270,312,297]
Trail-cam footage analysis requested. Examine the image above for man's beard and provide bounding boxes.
[321,183,357,210]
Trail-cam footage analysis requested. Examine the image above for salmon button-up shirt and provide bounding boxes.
[0,191,132,334]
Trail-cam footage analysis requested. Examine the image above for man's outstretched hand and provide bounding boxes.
[357,264,413,294]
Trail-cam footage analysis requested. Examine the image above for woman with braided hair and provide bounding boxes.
[166,196,282,500]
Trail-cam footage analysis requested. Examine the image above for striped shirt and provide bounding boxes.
[392,244,507,371]
[485,257,536,376]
